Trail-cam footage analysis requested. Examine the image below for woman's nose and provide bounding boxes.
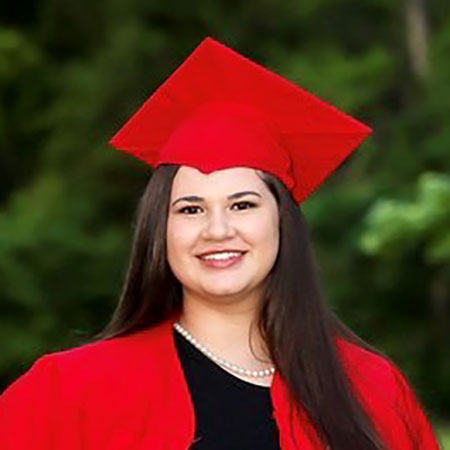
[201,210,235,240]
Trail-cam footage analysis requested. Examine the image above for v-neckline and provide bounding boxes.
[173,326,272,390]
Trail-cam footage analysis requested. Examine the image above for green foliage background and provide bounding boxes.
[1,0,449,439]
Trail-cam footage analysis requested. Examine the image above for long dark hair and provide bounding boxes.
[92,164,408,449]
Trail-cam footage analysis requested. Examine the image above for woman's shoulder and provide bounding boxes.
[335,337,406,399]
[335,337,396,377]
[54,321,166,360]
[0,321,178,449]
[51,321,169,368]
[4,321,173,400]
[334,338,439,448]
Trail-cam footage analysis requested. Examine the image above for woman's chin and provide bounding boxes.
[200,282,248,300]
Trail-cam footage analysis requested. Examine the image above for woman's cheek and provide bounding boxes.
[246,212,276,242]
[172,222,201,262]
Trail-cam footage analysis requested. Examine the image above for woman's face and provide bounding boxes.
[166,166,280,304]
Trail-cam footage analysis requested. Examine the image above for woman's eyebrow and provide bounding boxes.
[171,190,262,206]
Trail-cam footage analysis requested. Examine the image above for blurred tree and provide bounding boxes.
[405,0,430,80]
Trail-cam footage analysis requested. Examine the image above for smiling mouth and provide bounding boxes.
[196,251,247,268]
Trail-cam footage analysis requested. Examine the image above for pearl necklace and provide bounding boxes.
[174,322,276,378]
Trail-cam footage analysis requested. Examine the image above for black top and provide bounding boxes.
[173,328,281,449]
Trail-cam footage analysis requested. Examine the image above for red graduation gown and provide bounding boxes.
[0,315,440,449]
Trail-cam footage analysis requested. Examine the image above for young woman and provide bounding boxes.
[0,37,441,450]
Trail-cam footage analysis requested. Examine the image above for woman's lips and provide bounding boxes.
[197,252,246,269]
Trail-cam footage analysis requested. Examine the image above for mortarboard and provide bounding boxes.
[109,36,372,204]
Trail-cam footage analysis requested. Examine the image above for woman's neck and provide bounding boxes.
[179,292,273,370]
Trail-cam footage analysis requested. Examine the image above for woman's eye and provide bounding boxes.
[178,205,202,215]
[177,201,256,215]
[231,201,256,210]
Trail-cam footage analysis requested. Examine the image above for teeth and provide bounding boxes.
[201,251,242,261]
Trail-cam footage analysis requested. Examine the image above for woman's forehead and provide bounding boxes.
[171,166,266,195]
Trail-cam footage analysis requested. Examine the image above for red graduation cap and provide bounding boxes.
[109,36,372,204]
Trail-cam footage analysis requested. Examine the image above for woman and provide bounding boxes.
[0,37,441,450]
